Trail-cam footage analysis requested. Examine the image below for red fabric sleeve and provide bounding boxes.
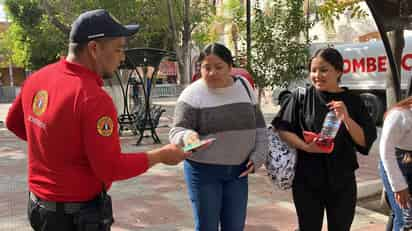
[6,93,27,140]
[80,93,149,184]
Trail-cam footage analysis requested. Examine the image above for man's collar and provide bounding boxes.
[60,58,104,86]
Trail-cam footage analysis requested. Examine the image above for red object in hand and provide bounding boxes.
[303,131,334,154]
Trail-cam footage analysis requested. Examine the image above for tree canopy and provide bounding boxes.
[249,1,310,91]
[2,0,181,70]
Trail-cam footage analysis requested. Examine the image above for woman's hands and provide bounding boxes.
[239,160,255,177]
[182,130,213,152]
[183,131,200,146]
[328,100,367,147]
[395,188,411,209]
[327,100,350,122]
[279,130,329,154]
[303,142,330,154]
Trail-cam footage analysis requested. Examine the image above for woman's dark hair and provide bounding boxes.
[198,43,234,66]
[309,47,344,73]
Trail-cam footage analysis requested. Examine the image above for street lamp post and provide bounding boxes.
[306,0,310,43]
[246,0,251,69]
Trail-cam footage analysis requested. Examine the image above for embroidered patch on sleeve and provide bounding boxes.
[97,116,114,136]
[32,90,48,116]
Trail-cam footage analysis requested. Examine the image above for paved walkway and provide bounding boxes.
[0,98,388,231]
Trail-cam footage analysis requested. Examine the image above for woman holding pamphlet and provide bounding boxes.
[380,96,412,231]
[272,47,377,231]
[169,43,268,231]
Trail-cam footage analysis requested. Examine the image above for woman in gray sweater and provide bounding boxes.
[169,43,267,231]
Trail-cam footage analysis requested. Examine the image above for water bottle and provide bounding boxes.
[318,111,341,145]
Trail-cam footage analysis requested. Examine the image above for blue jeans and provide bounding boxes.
[395,149,412,230]
[184,160,248,231]
[380,161,404,231]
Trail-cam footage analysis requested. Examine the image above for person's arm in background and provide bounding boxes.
[6,92,27,141]
[380,110,410,209]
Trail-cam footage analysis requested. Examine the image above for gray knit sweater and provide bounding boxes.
[169,77,268,168]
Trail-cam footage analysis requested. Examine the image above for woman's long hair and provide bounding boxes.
[384,96,412,119]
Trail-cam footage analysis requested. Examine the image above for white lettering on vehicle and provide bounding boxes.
[342,53,412,74]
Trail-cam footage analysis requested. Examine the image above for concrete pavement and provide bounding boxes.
[0,98,388,231]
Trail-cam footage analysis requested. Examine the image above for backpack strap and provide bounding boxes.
[237,76,253,102]
[296,87,306,107]
[294,87,306,132]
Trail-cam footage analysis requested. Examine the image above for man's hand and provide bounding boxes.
[147,144,191,167]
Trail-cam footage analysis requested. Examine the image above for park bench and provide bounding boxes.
[118,48,176,144]
[132,103,166,144]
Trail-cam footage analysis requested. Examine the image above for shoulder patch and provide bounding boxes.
[32,90,48,116]
[97,116,114,136]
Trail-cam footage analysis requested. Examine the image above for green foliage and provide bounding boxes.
[185,0,216,49]
[317,0,367,30]
[1,0,192,70]
[249,0,310,90]
[0,0,219,73]
[223,0,245,62]
[128,0,174,49]
[191,0,245,63]
[191,8,217,48]
[6,0,43,28]
[3,0,66,69]
[1,24,27,67]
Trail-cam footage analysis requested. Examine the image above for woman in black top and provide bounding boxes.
[272,48,377,231]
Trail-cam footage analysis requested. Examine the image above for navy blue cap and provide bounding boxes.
[69,9,139,43]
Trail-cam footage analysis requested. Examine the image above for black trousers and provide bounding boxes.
[28,195,112,231]
[28,198,77,231]
[292,177,357,231]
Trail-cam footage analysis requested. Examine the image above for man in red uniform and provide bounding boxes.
[6,9,190,231]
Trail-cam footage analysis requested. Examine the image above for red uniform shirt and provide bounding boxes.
[6,59,149,202]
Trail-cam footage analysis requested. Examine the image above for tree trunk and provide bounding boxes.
[386,29,405,107]
[167,0,191,86]
[257,87,262,106]
[181,0,191,86]
[246,0,251,70]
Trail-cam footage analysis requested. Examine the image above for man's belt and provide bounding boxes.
[30,192,91,214]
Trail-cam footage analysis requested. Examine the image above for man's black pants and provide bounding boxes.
[28,198,77,231]
[28,193,113,231]
[292,177,357,231]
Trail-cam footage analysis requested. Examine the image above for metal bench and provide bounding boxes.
[134,104,166,144]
